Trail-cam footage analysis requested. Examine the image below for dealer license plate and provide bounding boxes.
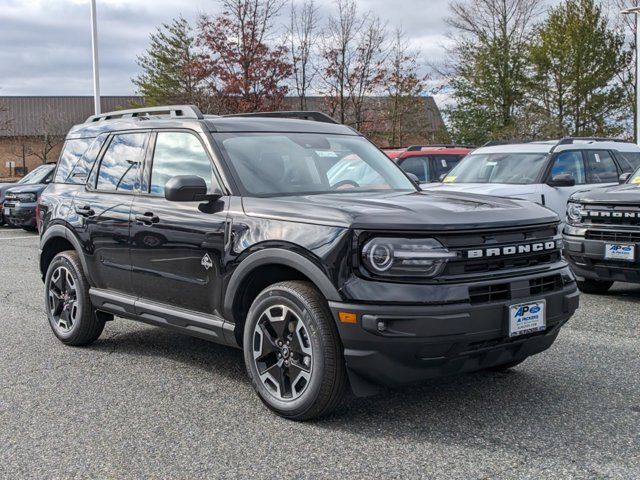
[508,300,546,338]
[604,244,635,262]
[3,207,10,217]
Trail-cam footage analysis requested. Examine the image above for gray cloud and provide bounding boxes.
[0,0,454,96]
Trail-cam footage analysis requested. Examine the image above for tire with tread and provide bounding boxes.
[243,280,348,421]
[45,250,105,346]
[576,279,613,294]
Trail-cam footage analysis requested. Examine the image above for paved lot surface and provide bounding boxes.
[0,225,638,479]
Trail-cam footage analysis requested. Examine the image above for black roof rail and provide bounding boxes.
[224,111,339,124]
[550,136,631,152]
[406,144,477,151]
[85,105,204,123]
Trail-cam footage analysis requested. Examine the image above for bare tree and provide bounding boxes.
[0,99,11,134]
[288,0,319,110]
[384,28,428,147]
[29,107,66,163]
[320,0,387,129]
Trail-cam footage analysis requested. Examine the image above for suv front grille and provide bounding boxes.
[581,205,640,227]
[437,224,562,280]
[586,230,640,243]
[468,274,564,305]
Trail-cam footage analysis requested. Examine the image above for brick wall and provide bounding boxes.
[0,137,62,179]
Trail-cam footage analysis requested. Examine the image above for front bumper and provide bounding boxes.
[4,203,36,228]
[330,267,578,396]
[563,233,640,283]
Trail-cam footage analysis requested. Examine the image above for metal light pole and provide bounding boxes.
[90,0,101,115]
[622,7,640,144]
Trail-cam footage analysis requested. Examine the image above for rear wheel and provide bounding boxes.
[577,279,613,294]
[243,281,348,421]
[45,251,105,346]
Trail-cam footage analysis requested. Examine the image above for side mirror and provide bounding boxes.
[548,174,576,187]
[164,175,221,202]
[619,172,632,184]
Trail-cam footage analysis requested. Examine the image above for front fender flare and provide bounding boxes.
[223,248,342,320]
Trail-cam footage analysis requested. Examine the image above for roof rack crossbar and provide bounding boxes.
[550,136,631,152]
[406,144,477,151]
[85,105,204,123]
[224,111,339,124]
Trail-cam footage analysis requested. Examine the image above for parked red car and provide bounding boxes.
[396,145,475,183]
[381,148,406,160]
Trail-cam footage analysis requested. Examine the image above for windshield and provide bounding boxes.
[214,133,415,196]
[444,153,548,185]
[18,165,53,184]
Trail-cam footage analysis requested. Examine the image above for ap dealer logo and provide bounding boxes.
[514,304,541,321]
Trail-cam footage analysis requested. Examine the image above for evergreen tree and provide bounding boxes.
[528,0,631,138]
[133,17,207,107]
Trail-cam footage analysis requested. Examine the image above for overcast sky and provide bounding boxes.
[0,0,456,98]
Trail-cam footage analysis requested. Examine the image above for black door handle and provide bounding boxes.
[135,212,160,225]
[75,205,95,217]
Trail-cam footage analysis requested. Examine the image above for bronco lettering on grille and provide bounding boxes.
[467,241,558,259]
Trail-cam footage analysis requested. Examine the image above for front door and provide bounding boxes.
[130,130,228,315]
[543,150,587,221]
[73,131,149,294]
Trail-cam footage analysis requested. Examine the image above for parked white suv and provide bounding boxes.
[421,138,640,220]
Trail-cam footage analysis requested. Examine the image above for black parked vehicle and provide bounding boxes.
[1,164,55,227]
[564,169,640,293]
[38,106,579,420]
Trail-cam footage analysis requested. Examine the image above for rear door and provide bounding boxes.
[74,131,149,294]
[129,130,229,315]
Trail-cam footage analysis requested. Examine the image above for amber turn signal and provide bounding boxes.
[338,312,357,324]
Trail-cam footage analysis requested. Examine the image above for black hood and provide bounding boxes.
[571,183,640,205]
[5,184,48,196]
[0,183,18,202]
[242,190,558,231]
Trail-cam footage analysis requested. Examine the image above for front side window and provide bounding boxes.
[214,133,415,196]
[150,132,217,196]
[444,153,548,184]
[551,151,586,184]
[433,155,462,179]
[400,156,429,182]
[96,133,148,192]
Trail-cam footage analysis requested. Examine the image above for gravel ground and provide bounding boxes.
[0,226,638,479]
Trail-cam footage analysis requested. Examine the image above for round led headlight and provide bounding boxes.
[566,202,583,225]
[361,237,456,278]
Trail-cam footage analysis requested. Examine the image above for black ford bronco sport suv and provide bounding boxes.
[39,105,579,420]
[564,168,640,293]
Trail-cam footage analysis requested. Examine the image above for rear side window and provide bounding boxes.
[400,156,429,182]
[585,150,619,184]
[96,133,148,192]
[54,138,94,183]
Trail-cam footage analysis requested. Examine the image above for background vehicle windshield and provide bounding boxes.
[444,153,548,185]
[17,165,53,184]
[214,133,416,196]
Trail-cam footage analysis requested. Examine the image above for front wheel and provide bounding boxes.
[45,251,105,346]
[243,281,348,421]
[577,279,613,294]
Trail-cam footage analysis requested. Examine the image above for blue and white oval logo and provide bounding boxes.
[530,305,541,314]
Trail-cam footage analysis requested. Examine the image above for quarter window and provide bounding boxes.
[96,133,148,192]
[54,138,94,184]
[585,150,619,184]
[551,151,586,185]
[150,132,217,196]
